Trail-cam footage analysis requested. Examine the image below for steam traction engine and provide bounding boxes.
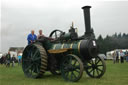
[22,6,106,82]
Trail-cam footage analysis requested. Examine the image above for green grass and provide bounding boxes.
[0,61,128,85]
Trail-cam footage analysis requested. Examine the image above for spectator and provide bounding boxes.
[6,51,11,67]
[1,54,7,65]
[113,51,116,64]
[0,56,4,64]
[120,50,125,63]
[11,55,15,67]
[18,55,22,66]
[0,57,1,64]
[27,30,37,45]
[125,50,128,62]
[116,51,119,63]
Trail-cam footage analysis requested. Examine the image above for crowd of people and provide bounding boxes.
[113,50,128,64]
[0,51,22,67]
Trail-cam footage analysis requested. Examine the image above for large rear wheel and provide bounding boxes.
[22,43,48,78]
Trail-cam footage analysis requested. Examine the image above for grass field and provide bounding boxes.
[0,61,128,85]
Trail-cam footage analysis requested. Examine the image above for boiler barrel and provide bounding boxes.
[50,40,81,56]
[49,39,98,59]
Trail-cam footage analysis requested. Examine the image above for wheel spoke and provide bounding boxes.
[25,64,33,72]
[75,69,80,73]
[28,51,32,57]
[34,61,40,66]
[97,65,103,67]
[88,60,92,65]
[95,58,98,63]
[72,72,77,78]
[30,46,36,58]
[73,60,77,66]
[65,72,69,77]
[96,58,100,65]
[30,66,34,75]
[89,68,93,73]
[97,68,103,72]
[96,69,99,75]
[93,69,95,77]
[71,72,73,80]
[33,50,39,58]
[30,47,34,57]
[95,58,97,64]
[69,57,72,64]
[25,49,30,55]
[30,52,33,58]
[92,59,95,64]
[34,57,41,61]
[35,64,39,73]
[31,64,37,74]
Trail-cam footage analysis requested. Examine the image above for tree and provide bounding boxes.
[96,33,128,54]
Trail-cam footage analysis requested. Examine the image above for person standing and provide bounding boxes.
[11,55,15,67]
[113,51,116,64]
[116,51,119,63]
[18,55,22,66]
[27,30,37,45]
[125,50,128,62]
[37,29,54,41]
[3,55,6,65]
[6,51,11,67]
[37,30,45,39]
[0,56,4,65]
[120,50,125,63]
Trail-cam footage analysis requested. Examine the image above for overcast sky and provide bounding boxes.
[1,0,128,53]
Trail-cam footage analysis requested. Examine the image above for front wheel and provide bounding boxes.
[61,54,84,82]
[84,56,106,78]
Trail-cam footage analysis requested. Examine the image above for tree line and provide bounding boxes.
[96,33,128,54]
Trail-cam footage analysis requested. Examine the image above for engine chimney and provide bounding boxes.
[82,6,92,36]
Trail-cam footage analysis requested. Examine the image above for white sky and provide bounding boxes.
[1,0,128,53]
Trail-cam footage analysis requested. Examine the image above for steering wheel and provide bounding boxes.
[49,30,64,39]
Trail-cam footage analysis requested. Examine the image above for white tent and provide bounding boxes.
[106,49,128,60]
